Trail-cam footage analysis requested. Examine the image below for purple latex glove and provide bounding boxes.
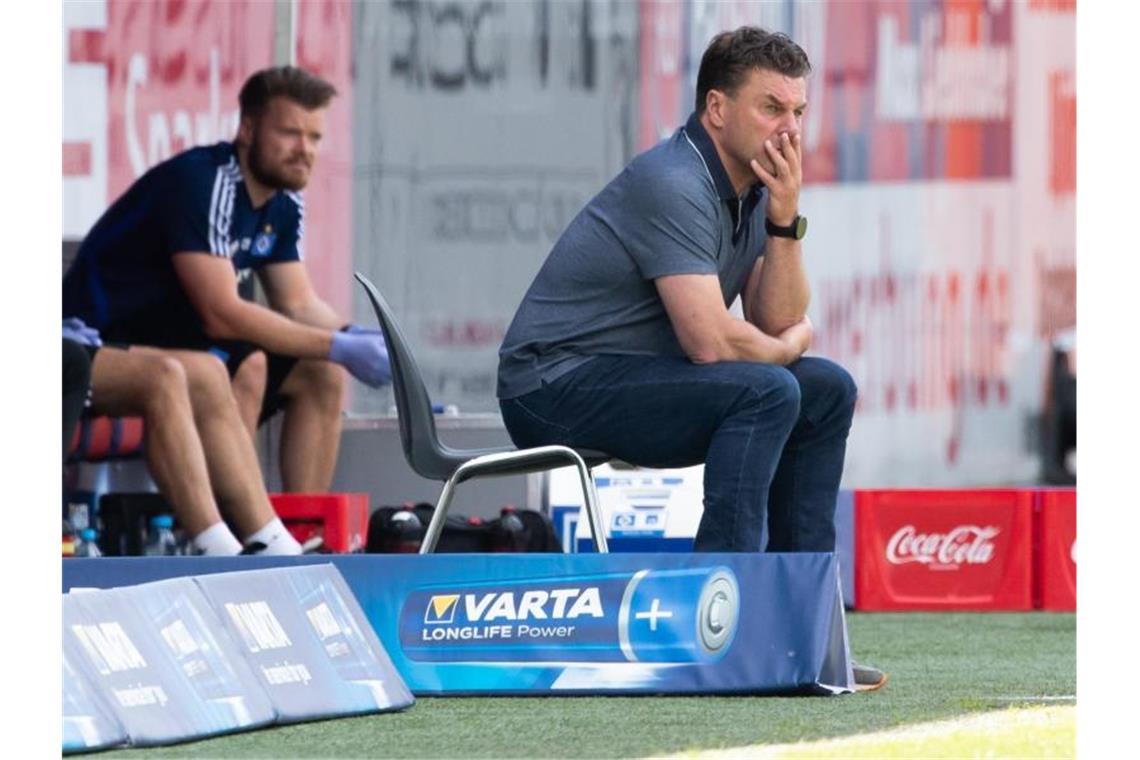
[328,330,392,387]
[342,323,386,343]
[62,317,102,347]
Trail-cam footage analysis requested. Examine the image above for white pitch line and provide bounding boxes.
[993,695,1076,702]
[648,705,1076,760]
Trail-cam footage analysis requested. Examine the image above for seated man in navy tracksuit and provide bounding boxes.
[64,67,391,549]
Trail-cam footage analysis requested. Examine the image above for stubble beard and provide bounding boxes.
[247,131,309,192]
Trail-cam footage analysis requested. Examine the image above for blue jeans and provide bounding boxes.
[500,355,857,552]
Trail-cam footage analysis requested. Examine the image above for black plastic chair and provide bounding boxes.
[354,272,611,553]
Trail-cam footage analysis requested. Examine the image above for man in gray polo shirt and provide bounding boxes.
[499,27,882,687]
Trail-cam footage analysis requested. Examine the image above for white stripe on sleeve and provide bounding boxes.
[286,190,305,261]
[207,161,239,258]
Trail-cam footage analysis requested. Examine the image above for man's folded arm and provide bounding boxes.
[655,273,811,366]
[257,260,344,330]
[741,244,811,335]
[172,251,334,358]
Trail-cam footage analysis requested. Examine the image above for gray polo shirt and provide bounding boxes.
[497,112,769,399]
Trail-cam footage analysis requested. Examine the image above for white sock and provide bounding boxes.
[192,521,243,556]
[245,517,303,555]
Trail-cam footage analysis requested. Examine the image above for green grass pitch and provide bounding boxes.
[99,611,1075,758]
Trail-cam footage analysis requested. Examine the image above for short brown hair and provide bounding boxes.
[695,27,811,113]
[238,66,337,120]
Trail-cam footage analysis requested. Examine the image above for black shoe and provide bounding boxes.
[853,661,888,692]
[239,540,268,555]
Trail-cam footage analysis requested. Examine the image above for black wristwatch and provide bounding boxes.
[765,214,808,240]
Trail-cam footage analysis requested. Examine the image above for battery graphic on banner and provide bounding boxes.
[398,567,739,663]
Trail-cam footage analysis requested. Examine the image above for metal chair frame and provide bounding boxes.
[354,272,609,553]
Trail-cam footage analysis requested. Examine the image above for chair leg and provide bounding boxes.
[575,462,609,554]
[419,476,461,555]
[417,446,609,554]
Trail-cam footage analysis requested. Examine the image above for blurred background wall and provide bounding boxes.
[62,0,1075,487]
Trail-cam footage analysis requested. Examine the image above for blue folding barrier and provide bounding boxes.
[195,565,414,721]
[63,644,128,753]
[63,578,276,747]
[62,564,414,752]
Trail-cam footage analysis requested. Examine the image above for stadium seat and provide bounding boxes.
[67,415,145,462]
[64,240,147,466]
[354,272,612,553]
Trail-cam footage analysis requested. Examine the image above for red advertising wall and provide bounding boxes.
[855,489,1034,610]
[814,0,1013,183]
[1035,489,1076,611]
[99,1,275,198]
[640,0,1014,181]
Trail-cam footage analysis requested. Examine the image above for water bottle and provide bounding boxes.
[74,528,102,558]
[388,507,423,553]
[495,506,526,552]
[175,528,194,556]
[62,518,77,557]
[67,499,91,532]
[144,514,180,556]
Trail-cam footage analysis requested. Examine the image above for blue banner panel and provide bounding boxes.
[63,579,276,747]
[63,643,128,753]
[357,554,852,695]
[63,554,854,696]
[193,565,414,721]
[398,567,738,664]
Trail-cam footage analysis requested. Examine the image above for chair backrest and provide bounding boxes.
[354,272,458,480]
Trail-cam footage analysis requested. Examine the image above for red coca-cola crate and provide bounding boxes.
[854,490,1034,611]
[1035,489,1076,611]
[269,493,371,553]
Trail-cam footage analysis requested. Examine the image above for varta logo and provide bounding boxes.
[425,588,604,624]
[425,595,459,624]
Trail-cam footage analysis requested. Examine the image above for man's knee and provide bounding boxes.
[140,354,190,409]
[738,364,802,422]
[790,357,858,430]
[834,362,858,412]
[176,351,238,406]
[810,358,858,413]
[232,350,267,398]
[147,353,187,387]
[199,351,233,389]
[288,359,345,406]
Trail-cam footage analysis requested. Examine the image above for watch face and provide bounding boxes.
[794,216,808,240]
